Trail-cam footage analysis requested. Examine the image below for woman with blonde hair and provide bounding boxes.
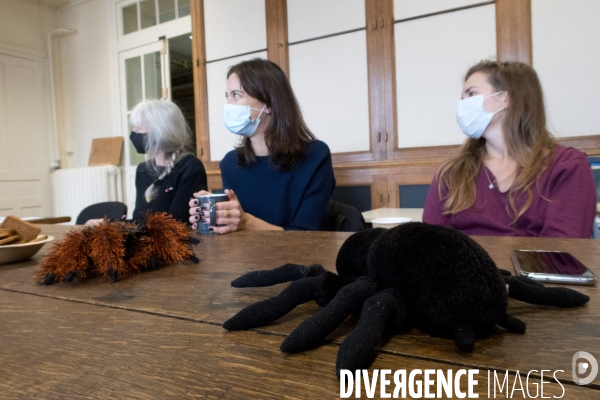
[423,60,596,237]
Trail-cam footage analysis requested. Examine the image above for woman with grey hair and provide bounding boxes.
[129,99,207,221]
[86,99,207,225]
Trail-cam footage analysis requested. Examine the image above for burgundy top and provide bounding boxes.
[423,146,596,238]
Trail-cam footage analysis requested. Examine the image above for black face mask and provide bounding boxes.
[129,131,147,154]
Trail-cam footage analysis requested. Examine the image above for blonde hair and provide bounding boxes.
[130,99,194,202]
[438,60,557,223]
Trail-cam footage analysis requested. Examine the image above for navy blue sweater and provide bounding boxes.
[220,140,335,230]
[134,154,207,222]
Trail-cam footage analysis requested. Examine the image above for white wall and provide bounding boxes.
[532,0,600,138]
[0,0,59,55]
[59,0,115,168]
[0,0,115,170]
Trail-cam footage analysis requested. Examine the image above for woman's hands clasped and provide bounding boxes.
[189,189,247,233]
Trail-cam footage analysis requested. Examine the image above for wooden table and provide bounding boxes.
[1,225,599,399]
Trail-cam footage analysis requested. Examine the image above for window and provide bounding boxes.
[121,0,191,36]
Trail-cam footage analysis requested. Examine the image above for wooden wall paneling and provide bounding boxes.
[495,0,532,64]
[362,0,387,163]
[207,170,223,192]
[334,158,443,210]
[394,144,460,161]
[372,174,388,209]
[333,166,386,210]
[381,0,398,160]
[386,161,441,207]
[190,0,219,173]
[184,130,600,196]
[557,135,600,157]
[265,0,289,76]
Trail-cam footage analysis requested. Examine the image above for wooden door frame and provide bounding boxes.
[190,0,215,170]
[495,0,532,64]
[266,0,289,77]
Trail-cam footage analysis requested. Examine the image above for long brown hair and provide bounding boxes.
[227,59,316,171]
[438,60,557,222]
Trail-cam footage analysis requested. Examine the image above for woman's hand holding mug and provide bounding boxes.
[189,189,247,234]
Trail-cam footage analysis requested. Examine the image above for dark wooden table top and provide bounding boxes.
[1,225,599,399]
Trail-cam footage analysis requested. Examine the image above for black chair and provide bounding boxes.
[75,201,128,225]
[321,200,366,232]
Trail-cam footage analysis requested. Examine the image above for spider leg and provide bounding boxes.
[453,323,475,352]
[231,263,325,288]
[223,271,342,331]
[280,278,379,354]
[505,275,590,307]
[335,288,407,375]
[35,228,91,284]
[497,313,526,334]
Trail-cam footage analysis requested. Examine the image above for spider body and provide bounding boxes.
[224,222,588,375]
[362,223,508,341]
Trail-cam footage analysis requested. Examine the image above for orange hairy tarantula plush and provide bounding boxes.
[35,212,199,284]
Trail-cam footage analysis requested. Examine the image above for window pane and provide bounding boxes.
[290,31,370,153]
[144,52,162,100]
[178,0,190,17]
[394,5,496,148]
[204,0,266,62]
[122,4,138,35]
[158,0,176,23]
[532,0,600,138]
[140,0,157,29]
[125,56,143,110]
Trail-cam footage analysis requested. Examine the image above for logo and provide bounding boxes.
[572,351,598,385]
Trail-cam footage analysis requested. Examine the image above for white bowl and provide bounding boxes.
[0,235,54,265]
[371,217,412,229]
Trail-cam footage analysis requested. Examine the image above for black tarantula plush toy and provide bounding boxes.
[224,222,589,375]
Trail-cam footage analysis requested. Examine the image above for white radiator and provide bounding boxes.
[52,165,123,224]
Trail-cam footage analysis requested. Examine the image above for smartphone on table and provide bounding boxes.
[511,250,598,286]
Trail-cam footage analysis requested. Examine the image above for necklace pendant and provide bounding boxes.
[489,183,494,189]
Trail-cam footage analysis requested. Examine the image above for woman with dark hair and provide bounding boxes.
[87,99,207,225]
[189,58,335,233]
[423,60,596,238]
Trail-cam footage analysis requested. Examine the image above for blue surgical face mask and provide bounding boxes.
[456,91,505,139]
[223,104,266,137]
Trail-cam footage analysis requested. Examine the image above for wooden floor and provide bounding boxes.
[1,225,599,399]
